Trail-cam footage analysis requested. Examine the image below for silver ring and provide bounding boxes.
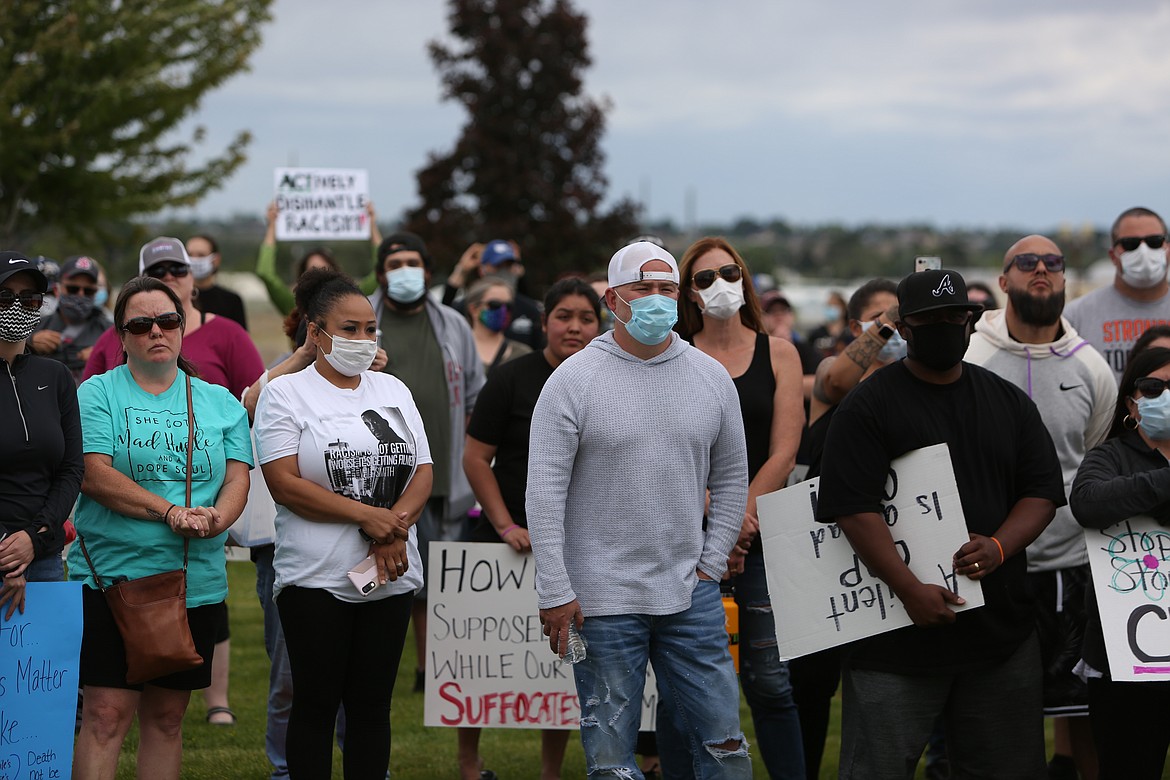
[974,562,980,571]
[396,563,405,570]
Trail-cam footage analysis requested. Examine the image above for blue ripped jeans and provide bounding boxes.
[574,578,751,779]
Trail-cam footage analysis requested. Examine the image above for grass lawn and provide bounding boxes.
[109,561,1072,779]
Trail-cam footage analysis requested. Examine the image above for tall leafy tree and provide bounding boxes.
[405,0,639,279]
[0,0,273,244]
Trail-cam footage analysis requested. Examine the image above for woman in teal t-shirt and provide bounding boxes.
[68,276,252,780]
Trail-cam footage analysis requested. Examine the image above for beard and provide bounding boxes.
[1007,286,1065,327]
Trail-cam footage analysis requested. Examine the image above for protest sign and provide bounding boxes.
[1084,516,1170,681]
[424,542,655,729]
[273,168,370,241]
[757,443,984,660]
[0,582,82,780]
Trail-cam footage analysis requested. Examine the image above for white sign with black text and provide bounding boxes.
[273,167,370,240]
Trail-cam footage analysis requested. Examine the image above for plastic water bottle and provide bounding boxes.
[561,624,587,665]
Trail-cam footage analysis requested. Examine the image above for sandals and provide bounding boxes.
[205,706,237,726]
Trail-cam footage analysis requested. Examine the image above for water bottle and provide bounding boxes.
[561,623,587,665]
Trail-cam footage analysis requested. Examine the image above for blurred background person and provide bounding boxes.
[0,252,82,617]
[458,278,601,780]
[807,290,848,358]
[675,236,806,780]
[464,277,531,375]
[69,275,251,780]
[29,255,113,384]
[443,239,543,349]
[186,234,248,329]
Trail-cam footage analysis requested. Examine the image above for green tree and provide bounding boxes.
[0,0,273,245]
[404,0,639,280]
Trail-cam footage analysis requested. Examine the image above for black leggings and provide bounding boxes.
[1088,676,1170,780]
[277,586,412,780]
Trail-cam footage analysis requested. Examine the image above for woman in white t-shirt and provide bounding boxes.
[255,268,432,780]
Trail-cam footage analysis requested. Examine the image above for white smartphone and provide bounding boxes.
[347,554,380,597]
[914,256,942,273]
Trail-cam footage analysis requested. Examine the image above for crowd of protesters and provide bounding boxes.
[5,204,1170,779]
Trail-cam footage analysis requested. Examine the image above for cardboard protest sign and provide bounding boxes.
[273,168,370,241]
[1084,517,1170,681]
[757,443,984,660]
[0,582,83,779]
[424,542,656,729]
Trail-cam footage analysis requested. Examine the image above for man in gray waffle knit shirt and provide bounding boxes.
[527,241,753,779]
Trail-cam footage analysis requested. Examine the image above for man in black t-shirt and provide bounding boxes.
[815,269,1065,779]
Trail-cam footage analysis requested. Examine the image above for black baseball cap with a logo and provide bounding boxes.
[0,251,49,292]
[897,269,983,318]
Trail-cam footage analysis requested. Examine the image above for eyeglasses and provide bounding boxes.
[121,312,184,335]
[692,264,743,290]
[0,290,44,311]
[64,284,99,297]
[1115,234,1168,252]
[1134,376,1170,399]
[145,262,190,279]
[1005,253,1065,273]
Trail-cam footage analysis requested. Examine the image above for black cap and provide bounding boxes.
[61,255,102,281]
[0,251,49,292]
[897,269,982,318]
[377,232,431,270]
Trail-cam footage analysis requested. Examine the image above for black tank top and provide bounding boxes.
[732,332,775,482]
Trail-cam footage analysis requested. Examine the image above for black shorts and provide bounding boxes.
[1030,565,1090,716]
[211,600,231,643]
[79,585,218,691]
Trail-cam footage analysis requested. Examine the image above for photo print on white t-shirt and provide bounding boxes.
[322,407,416,509]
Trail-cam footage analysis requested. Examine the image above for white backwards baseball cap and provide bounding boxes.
[607,241,680,288]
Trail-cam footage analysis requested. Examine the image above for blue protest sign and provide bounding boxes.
[0,581,82,780]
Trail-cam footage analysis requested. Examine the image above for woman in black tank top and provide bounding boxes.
[675,237,807,780]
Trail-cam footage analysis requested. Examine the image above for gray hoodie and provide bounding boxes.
[526,331,749,617]
[966,309,1116,570]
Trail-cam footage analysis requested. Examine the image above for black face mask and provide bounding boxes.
[905,321,969,371]
[58,293,96,322]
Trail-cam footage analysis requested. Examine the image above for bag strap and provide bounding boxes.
[76,534,107,592]
[183,374,194,573]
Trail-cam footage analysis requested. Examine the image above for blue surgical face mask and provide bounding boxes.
[1137,391,1170,441]
[613,291,678,346]
[94,288,109,308]
[385,266,426,304]
[860,320,908,362]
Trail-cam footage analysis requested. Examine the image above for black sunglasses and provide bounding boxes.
[1134,376,1170,399]
[483,300,512,311]
[121,312,184,335]
[1005,253,1065,273]
[1115,234,1168,252]
[64,283,99,297]
[0,290,44,311]
[692,264,743,290]
[145,262,190,279]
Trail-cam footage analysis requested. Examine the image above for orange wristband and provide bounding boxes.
[990,536,1005,564]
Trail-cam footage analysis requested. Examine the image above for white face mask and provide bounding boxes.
[1120,244,1168,289]
[697,278,745,321]
[188,254,216,281]
[861,319,908,362]
[319,329,377,377]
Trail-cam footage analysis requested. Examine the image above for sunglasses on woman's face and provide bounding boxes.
[121,312,184,335]
[0,290,44,311]
[691,264,743,290]
[145,262,190,279]
[483,300,512,311]
[1133,376,1170,399]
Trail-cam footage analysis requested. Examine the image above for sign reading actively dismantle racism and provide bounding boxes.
[1084,516,1170,682]
[0,582,83,780]
[757,443,985,660]
[273,167,370,241]
[424,542,656,730]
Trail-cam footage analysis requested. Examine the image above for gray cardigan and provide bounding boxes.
[526,332,749,617]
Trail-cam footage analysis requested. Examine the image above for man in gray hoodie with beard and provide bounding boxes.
[965,233,1116,780]
[527,241,751,779]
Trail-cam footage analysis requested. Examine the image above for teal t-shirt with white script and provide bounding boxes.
[68,366,252,606]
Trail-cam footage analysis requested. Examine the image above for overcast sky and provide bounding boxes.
[177,1,1170,231]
